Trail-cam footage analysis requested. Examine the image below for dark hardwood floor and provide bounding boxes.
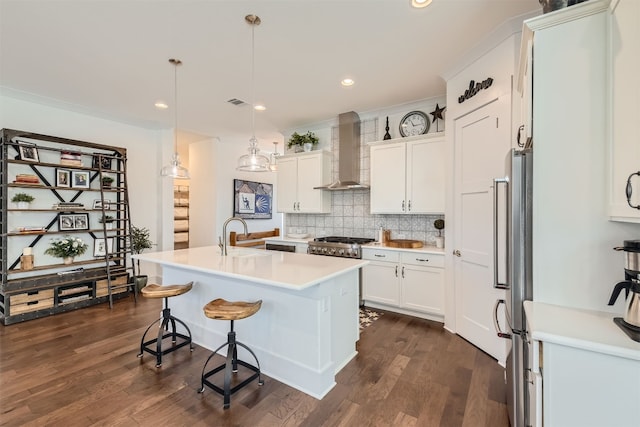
[0,296,508,426]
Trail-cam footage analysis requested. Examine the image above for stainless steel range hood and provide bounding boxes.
[314,111,369,191]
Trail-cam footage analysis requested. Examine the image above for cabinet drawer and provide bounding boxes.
[10,289,54,305]
[9,289,55,315]
[362,249,400,263]
[96,276,128,297]
[400,252,444,268]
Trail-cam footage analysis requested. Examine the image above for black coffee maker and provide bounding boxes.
[608,240,640,342]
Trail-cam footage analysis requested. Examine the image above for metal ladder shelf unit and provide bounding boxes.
[0,128,136,324]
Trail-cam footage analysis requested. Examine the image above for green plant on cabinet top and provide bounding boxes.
[287,131,319,150]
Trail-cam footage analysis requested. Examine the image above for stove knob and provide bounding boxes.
[338,249,345,256]
[329,248,336,255]
[321,247,327,254]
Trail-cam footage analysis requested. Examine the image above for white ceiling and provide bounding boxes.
[0,0,540,143]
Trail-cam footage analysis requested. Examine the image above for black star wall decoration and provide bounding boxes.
[430,104,446,132]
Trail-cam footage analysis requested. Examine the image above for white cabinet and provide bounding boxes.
[369,134,445,214]
[609,0,640,222]
[276,151,331,213]
[362,248,444,320]
[524,301,640,427]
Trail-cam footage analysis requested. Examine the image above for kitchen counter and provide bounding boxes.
[524,301,640,360]
[362,243,445,255]
[133,246,367,399]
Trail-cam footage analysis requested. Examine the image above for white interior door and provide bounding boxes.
[453,99,509,363]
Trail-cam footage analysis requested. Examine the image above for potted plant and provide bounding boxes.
[11,193,35,209]
[130,225,154,291]
[44,236,88,264]
[99,215,115,230]
[434,219,445,249]
[287,131,319,152]
[101,176,114,189]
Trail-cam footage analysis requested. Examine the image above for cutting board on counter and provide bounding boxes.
[385,239,424,248]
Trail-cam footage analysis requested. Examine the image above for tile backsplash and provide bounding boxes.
[286,190,444,244]
[285,118,445,245]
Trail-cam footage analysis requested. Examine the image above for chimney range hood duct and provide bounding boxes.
[315,111,369,190]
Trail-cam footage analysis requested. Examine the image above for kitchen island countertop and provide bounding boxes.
[133,245,367,290]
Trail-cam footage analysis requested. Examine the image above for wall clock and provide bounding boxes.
[399,110,430,137]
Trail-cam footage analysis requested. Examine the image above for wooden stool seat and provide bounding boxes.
[141,283,193,299]
[137,282,194,367]
[198,297,264,408]
[203,298,262,320]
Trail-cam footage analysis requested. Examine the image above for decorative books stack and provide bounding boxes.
[14,174,40,184]
[15,226,46,234]
[60,151,82,167]
[52,202,84,210]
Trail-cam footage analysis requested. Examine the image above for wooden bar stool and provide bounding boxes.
[137,282,194,368]
[198,298,264,409]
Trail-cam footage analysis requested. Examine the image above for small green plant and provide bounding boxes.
[287,131,319,149]
[11,193,35,203]
[434,219,445,236]
[44,236,88,258]
[130,225,154,276]
[101,176,114,184]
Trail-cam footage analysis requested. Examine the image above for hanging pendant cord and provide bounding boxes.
[251,20,256,142]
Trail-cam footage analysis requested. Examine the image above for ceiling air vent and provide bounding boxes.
[227,98,248,106]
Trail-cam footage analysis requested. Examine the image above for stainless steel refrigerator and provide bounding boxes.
[493,148,533,427]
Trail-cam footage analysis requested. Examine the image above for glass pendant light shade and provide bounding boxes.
[161,58,190,179]
[269,141,280,171]
[237,137,270,171]
[161,152,190,178]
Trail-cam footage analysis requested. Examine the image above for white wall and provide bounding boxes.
[0,94,173,282]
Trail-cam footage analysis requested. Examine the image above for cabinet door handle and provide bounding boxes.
[374,254,386,258]
[395,265,398,277]
[626,171,640,210]
[401,200,405,211]
[494,299,512,339]
[415,258,429,262]
[401,266,405,278]
[408,200,411,211]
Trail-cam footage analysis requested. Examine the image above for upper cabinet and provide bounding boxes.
[369,133,445,214]
[609,0,640,222]
[276,150,332,214]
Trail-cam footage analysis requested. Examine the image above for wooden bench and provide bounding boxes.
[229,228,280,249]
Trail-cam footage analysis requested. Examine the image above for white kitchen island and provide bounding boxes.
[133,246,368,399]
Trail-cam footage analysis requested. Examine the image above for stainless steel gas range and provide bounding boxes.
[307,236,375,259]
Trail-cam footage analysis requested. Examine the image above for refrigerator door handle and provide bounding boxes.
[494,299,512,339]
[493,177,509,290]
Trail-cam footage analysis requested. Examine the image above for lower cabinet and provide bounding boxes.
[362,248,444,320]
[0,270,130,324]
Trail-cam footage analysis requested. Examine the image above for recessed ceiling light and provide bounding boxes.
[254,104,266,111]
[411,0,432,8]
[155,101,168,109]
[341,78,355,87]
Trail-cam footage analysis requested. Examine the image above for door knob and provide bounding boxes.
[453,249,461,257]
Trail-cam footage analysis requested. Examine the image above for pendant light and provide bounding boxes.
[161,58,190,179]
[269,141,280,171]
[237,14,270,172]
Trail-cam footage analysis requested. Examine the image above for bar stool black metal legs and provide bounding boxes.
[137,282,194,367]
[198,298,264,409]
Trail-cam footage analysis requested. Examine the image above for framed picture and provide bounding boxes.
[93,238,114,257]
[55,168,71,187]
[59,214,76,231]
[73,213,89,230]
[59,213,89,230]
[18,143,39,162]
[71,170,90,189]
[233,179,273,219]
[92,153,112,170]
[92,199,112,210]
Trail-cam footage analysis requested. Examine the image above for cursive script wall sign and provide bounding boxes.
[458,78,494,103]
